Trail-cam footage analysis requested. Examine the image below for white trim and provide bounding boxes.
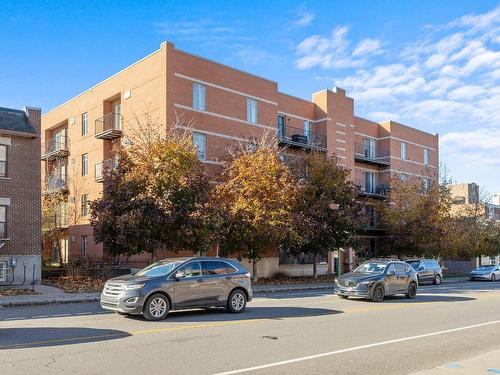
[353,132,437,151]
[336,131,346,136]
[175,125,248,143]
[314,117,330,123]
[0,137,12,146]
[175,104,277,131]
[350,124,355,128]
[336,147,346,152]
[175,73,278,106]
[337,155,347,160]
[44,46,163,115]
[336,139,346,144]
[354,166,380,173]
[379,169,431,179]
[202,160,224,166]
[390,156,437,168]
[278,111,314,123]
[336,122,347,127]
[0,198,11,206]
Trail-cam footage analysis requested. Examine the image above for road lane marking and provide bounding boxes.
[212,319,500,375]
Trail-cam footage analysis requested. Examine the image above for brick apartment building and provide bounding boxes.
[0,106,42,285]
[41,41,439,277]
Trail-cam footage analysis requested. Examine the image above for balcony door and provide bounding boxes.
[113,103,121,130]
[363,138,376,159]
[304,121,311,143]
[364,172,376,193]
[278,115,285,139]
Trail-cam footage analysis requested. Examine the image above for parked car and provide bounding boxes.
[470,264,500,281]
[100,257,253,320]
[335,259,418,302]
[405,259,443,285]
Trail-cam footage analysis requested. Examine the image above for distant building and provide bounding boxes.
[0,106,42,285]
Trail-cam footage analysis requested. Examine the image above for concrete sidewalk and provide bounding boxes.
[0,276,469,307]
[411,348,500,374]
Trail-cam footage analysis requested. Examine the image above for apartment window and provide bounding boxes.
[193,83,206,111]
[401,142,407,160]
[81,235,88,256]
[81,194,89,217]
[0,145,7,177]
[193,132,206,161]
[278,115,285,138]
[246,98,257,124]
[363,138,376,159]
[400,173,409,182]
[81,112,88,135]
[424,148,429,165]
[0,260,7,282]
[423,177,430,192]
[82,154,88,176]
[304,121,311,142]
[0,206,6,238]
[364,172,376,193]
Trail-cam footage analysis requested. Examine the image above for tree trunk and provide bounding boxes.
[252,259,258,283]
[313,253,319,279]
[55,240,63,268]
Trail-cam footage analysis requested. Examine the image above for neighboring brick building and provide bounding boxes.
[0,106,42,285]
[41,41,439,276]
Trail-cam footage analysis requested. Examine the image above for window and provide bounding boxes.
[176,262,202,278]
[0,145,7,177]
[401,142,407,160]
[81,194,89,217]
[0,206,6,238]
[82,154,88,176]
[193,83,206,111]
[364,172,376,193]
[81,112,88,135]
[204,261,231,275]
[363,138,376,159]
[423,177,430,192]
[246,98,257,124]
[400,173,408,182]
[386,264,397,274]
[192,132,206,160]
[304,121,311,142]
[424,148,429,165]
[113,103,121,130]
[81,235,88,256]
[0,261,7,282]
[278,115,285,138]
[395,263,406,274]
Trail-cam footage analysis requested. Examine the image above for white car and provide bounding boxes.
[470,265,500,281]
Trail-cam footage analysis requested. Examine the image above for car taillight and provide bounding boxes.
[244,272,251,278]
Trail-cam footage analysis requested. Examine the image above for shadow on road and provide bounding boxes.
[0,327,130,349]
[343,294,475,304]
[126,306,341,323]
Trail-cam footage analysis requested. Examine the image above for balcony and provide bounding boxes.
[43,173,69,194]
[95,158,117,182]
[95,112,122,140]
[41,136,69,161]
[55,203,69,229]
[355,180,390,199]
[354,143,390,166]
[278,125,326,151]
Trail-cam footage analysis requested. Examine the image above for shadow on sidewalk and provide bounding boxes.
[0,327,130,349]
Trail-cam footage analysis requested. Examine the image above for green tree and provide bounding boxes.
[213,137,296,282]
[284,152,364,278]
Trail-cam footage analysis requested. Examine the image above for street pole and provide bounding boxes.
[337,249,342,277]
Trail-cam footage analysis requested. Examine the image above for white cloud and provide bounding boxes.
[352,38,381,57]
[447,85,486,100]
[293,10,315,27]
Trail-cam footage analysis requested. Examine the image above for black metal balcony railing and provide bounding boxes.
[41,136,69,160]
[95,158,117,181]
[95,112,123,140]
[355,179,390,198]
[354,143,390,166]
[44,173,69,193]
[278,124,326,150]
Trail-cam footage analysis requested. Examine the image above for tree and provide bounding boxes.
[42,190,68,266]
[90,114,216,262]
[284,152,364,278]
[213,136,296,282]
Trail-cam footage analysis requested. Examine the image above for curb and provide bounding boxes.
[253,285,335,294]
[0,296,100,308]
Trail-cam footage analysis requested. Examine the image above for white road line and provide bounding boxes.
[213,319,500,375]
[31,315,48,319]
[51,313,70,317]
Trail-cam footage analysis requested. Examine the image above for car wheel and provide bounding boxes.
[143,293,170,321]
[491,274,496,282]
[405,282,417,299]
[339,295,349,299]
[433,274,442,285]
[371,285,385,302]
[227,289,247,313]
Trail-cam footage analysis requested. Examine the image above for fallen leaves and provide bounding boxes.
[43,276,105,293]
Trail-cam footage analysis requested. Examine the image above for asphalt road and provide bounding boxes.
[1,281,500,375]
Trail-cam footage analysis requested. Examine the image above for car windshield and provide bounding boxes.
[407,261,421,270]
[354,262,387,273]
[476,265,495,271]
[135,261,182,277]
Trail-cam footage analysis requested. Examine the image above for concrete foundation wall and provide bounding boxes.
[0,255,41,286]
[278,263,329,277]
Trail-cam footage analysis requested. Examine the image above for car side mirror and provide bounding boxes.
[387,270,396,276]
[418,266,424,271]
[174,271,185,279]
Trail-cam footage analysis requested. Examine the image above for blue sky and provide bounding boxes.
[1,0,499,194]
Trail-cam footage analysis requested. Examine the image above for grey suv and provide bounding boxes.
[406,259,443,285]
[100,257,252,320]
[335,259,418,302]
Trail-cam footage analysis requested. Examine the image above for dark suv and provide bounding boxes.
[100,257,252,320]
[405,259,443,285]
[335,259,418,302]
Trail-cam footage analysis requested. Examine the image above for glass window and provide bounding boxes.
[0,261,7,282]
[364,172,376,193]
[304,121,311,142]
[395,263,406,273]
[193,132,206,160]
[363,138,376,159]
[400,173,408,182]
[136,260,182,277]
[176,262,202,278]
[0,206,6,238]
[401,142,407,160]
[81,235,88,256]
[278,115,285,138]
[386,264,397,274]
[0,145,7,177]
[354,262,387,273]
[82,154,88,176]
[204,261,230,275]
[424,148,429,165]
[81,194,88,217]
[82,112,88,135]
[246,98,257,124]
[193,83,206,111]
[423,178,430,192]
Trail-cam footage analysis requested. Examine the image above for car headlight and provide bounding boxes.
[123,283,146,290]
